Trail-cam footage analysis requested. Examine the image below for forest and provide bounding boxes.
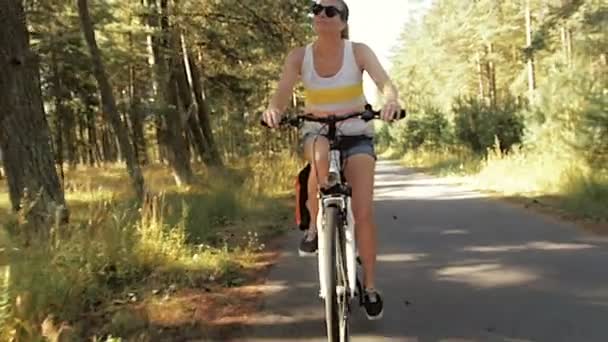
[381,0,607,220]
[0,0,606,340]
[1,0,310,340]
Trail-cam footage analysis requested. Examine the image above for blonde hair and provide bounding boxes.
[338,0,349,39]
[341,24,349,39]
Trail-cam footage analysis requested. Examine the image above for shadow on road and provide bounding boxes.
[225,162,608,341]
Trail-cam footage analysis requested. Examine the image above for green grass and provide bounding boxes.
[0,150,303,340]
[558,167,608,220]
[400,146,482,177]
[399,145,608,222]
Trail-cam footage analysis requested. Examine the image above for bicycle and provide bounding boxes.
[262,104,406,342]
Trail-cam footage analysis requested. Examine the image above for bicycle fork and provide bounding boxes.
[317,195,357,300]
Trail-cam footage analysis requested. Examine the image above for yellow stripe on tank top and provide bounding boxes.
[304,82,364,106]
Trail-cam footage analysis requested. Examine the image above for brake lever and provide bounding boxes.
[361,110,375,121]
[361,109,407,122]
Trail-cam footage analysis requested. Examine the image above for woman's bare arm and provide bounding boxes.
[267,47,305,112]
[354,42,399,103]
[354,42,402,120]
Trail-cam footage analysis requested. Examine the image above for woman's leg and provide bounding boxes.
[343,154,377,289]
[299,134,330,254]
[343,148,384,319]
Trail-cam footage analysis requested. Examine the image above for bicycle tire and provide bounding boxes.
[323,205,340,341]
[335,218,350,342]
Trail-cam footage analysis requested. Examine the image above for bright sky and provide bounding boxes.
[346,0,432,103]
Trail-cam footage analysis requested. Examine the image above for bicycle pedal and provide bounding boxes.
[336,286,346,295]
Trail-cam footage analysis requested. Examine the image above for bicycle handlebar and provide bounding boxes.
[260,104,406,128]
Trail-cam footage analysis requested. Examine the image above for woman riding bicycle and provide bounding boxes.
[262,0,402,320]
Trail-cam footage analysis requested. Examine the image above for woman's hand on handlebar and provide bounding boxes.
[262,107,283,128]
[380,99,402,122]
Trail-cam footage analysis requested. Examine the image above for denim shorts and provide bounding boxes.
[301,133,377,161]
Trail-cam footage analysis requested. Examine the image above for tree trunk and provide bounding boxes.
[127,2,148,165]
[77,0,145,200]
[84,111,99,166]
[76,113,89,164]
[476,51,485,100]
[64,106,78,169]
[525,0,536,100]
[162,74,195,185]
[0,0,68,231]
[128,55,148,165]
[142,0,163,164]
[174,46,210,163]
[129,99,148,165]
[76,111,88,165]
[101,126,116,163]
[50,50,65,170]
[126,1,147,165]
[560,27,574,68]
[487,43,497,108]
[560,0,574,68]
[560,26,568,65]
[50,50,77,170]
[148,0,194,185]
[155,123,166,164]
[190,50,222,166]
[566,29,572,68]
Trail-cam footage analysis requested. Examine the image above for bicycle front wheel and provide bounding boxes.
[322,205,339,341]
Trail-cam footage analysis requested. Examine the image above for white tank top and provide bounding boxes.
[300,40,373,137]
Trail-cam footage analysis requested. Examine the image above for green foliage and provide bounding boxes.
[176,0,314,157]
[24,0,313,163]
[578,85,608,167]
[564,73,608,167]
[401,146,483,177]
[521,63,608,166]
[418,105,452,149]
[390,0,606,160]
[453,96,525,154]
[560,168,608,218]
[386,104,451,153]
[390,0,607,220]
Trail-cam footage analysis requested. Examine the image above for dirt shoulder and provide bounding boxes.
[79,217,293,341]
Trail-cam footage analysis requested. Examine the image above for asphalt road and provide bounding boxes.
[232,160,608,342]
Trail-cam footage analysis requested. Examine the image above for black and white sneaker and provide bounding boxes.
[298,229,318,256]
[362,288,384,320]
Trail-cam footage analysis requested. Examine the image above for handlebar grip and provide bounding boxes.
[398,109,407,120]
[260,117,291,127]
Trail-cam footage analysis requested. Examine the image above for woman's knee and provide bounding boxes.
[304,135,330,164]
[353,204,374,226]
[345,155,376,227]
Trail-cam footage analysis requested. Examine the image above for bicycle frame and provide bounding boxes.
[314,122,360,342]
[317,145,358,302]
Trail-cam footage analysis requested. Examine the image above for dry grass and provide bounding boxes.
[0,151,303,340]
[400,145,608,222]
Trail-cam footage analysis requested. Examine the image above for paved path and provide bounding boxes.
[232,160,608,342]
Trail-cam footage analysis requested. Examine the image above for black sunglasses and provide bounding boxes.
[311,3,344,19]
